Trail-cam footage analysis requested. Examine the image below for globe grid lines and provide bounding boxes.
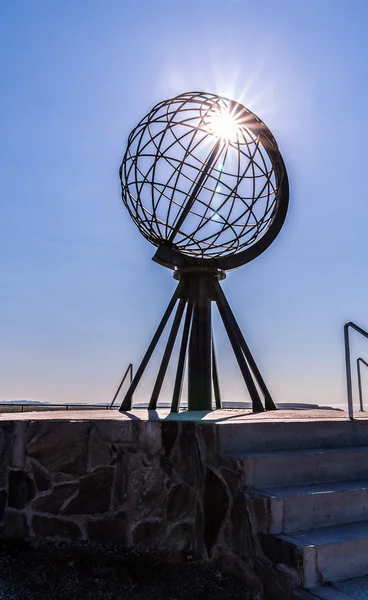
[119,91,284,261]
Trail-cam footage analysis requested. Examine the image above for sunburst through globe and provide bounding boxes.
[119,91,288,262]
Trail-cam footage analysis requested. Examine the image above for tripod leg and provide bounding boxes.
[149,297,187,410]
[212,280,264,413]
[171,302,193,413]
[214,282,276,411]
[119,279,185,412]
[212,337,222,409]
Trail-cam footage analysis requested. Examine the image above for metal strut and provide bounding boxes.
[119,271,275,413]
[212,281,275,411]
[120,279,185,411]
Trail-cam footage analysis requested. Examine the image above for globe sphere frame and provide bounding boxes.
[119,91,289,272]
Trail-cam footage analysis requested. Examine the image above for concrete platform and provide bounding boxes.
[3,407,368,455]
[2,406,368,598]
[0,406,355,422]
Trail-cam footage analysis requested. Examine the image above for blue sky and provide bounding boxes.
[1,0,368,408]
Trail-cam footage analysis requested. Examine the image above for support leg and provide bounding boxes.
[119,280,184,411]
[149,297,187,409]
[214,283,276,411]
[212,337,222,409]
[212,280,264,413]
[171,302,193,413]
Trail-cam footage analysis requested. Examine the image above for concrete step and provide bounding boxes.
[251,479,368,534]
[262,521,368,589]
[302,576,368,599]
[298,585,362,599]
[219,419,368,454]
[235,446,368,489]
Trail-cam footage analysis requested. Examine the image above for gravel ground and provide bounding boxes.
[0,540,253,600]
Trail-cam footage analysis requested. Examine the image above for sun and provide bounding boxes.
[207,108,241,142]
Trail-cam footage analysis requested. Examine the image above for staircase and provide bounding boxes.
[219,418,368,599]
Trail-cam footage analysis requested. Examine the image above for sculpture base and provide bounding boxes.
[119,267,276,413]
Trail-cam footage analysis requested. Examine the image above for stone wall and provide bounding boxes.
[0,418,260,595]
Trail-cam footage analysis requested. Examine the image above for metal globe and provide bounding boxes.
[119,91,288,266]
[117,92,290,414]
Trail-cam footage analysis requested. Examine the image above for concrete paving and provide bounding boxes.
[0,407,354,422]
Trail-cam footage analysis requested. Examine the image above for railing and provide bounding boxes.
[0,403,113,413]
[344,322,368,419]
[0,363,134,413]
[357,357,368,412]
[110,363,133,409]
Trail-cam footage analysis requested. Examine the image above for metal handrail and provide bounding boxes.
[0,404,113,412]
[110,363,133,409]
[357,357,368,412]
[0,367,134,413]
[344,322,368,419]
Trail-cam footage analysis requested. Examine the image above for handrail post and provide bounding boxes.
[357,357,368,412]
[357,358,364,412]
[344,322,368,419]
[344,323,354,420]
[110,363,133,409]
[128,363,133,406]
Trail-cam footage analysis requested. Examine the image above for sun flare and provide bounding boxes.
[207,109,241,142]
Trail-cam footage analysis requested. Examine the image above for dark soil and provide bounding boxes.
[0,540,253,600]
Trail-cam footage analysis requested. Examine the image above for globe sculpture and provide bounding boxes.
[118,91,289,412]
